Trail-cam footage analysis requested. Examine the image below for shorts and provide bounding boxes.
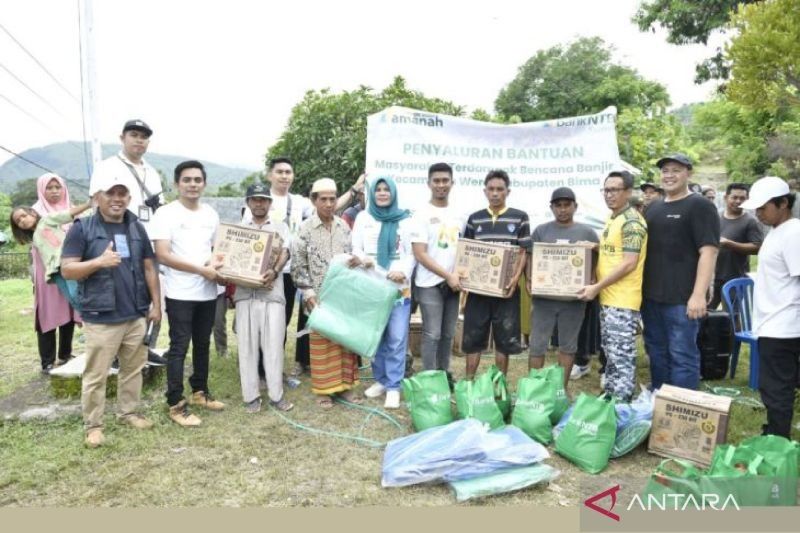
[530,297,586,356]
[462,290,522,355]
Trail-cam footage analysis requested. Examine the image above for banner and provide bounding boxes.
[365,106,622,228]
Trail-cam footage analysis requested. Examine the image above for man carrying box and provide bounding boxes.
[528,187,598,389]
[462,170,530,380]
[578,171,647,401]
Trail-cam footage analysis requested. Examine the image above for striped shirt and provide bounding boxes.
[464,207,532,250]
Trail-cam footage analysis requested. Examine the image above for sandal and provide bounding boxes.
[337,390,363,404]
[316,396,334,409]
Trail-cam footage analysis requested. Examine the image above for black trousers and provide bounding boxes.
[758,336,800,438]
[282,273,309,368]
[164,298,216,406]
[36,320,75,369]
[572,299,606,371]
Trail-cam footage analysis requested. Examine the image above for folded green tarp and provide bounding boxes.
[307,258,399,358]
[448,463,560,502]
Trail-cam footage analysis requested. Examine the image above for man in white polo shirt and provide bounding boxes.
[741,176,800,438]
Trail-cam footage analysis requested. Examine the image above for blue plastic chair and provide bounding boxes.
[721,277,759,390]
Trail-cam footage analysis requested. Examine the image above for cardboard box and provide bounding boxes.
[213,223,283,288]
[455,238,520,297]
[529,243,592,300]
[408,313,423,357]
[648,384,732,467]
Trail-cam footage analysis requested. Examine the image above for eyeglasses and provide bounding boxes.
[601,187,628,196]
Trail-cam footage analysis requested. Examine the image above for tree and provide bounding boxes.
[633,0,761,83]
[726,0,800,112]
[267,76,464,193]
[494,37,669,122]
[9,178,38,207]
[616,107,692,182]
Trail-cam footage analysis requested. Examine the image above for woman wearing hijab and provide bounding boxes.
[350,177,416,409]
[30,173,80,373]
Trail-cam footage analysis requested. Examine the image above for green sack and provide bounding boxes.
[736,435,799,506]
[530,365,568,424]
[402,370,453,432]
[702,444,772,507]
[454,374,505,430]
[307,260,399,358]
[486,364,511,418]
[511,375,555,444]
[448,463,560,502]
[641,459,704,501]
[554,393,617,474]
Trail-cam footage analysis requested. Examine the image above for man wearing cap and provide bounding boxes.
[578,171,647,401]
[291,178,362,408]
[709,183,763,310]
[230,184,293,413]
[150,161,224,427]
[639,182,663,210]
[742,176,800,438]
[528,186,599,389]
[61,175,161,447]
[642,154,720,391]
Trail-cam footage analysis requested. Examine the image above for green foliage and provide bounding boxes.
[267,76,464,194]
[9,178,38,207]
[494,37,670,122]
[213,182,242,198]
[616,107,691,182]
[726,0,800,112]
[632,0,760,82]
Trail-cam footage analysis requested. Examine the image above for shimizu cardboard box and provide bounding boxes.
[529,242,593,300]
[454,238,520,297]
[648,384,733,467]
[213,223,283,288]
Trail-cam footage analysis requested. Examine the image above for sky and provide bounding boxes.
[0,0,725,174]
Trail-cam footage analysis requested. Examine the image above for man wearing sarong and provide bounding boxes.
[291,178,362,409]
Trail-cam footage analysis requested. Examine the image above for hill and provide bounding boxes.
[0,142,256,193]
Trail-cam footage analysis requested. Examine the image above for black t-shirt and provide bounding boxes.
[62,219,155,324]
[715,212,764,282]
[643,193,720,304]
[464,207,532,249]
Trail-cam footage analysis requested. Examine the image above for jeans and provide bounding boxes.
[758,337,800,438]
[373,299,411,391]
[165,298,217,406]
[641,299,700,391]
[415,284,459,372]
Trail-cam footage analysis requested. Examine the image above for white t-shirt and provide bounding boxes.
[149,201,220,302]
[753,218,800,338]
[90,152,163,231]
[351,212,416,289]
[241,191,313,273]
[409,203,467,288]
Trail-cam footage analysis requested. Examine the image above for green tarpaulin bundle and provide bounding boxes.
[448,463,560,502]
[402,370,453,432]
[455,367,508,430]
[554,393,617,474]
[306,256,399,359]
[511,374,555,444]
[529,365,568,424]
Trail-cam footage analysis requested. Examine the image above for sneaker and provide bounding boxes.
[85,428,105,448]
[270,398,294,412]
[41,364,54,375]
[169,400,202,427]
[56,355,74,366]
[600,372,607,389]
[384,390,400,409]
[119,413,154,430]
[570,364,591,380]
[364,382,386,398]
[244,398,262,414]
[189,391,225,411]
[146,350,167,367]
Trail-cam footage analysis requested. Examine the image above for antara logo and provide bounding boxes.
[584,485,740,522]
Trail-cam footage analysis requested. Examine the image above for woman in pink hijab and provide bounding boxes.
[31,173,79,373]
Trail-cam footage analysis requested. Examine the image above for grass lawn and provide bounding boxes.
[0,278,797,507]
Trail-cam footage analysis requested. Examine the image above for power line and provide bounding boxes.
[0,61,70,119]
[0,144,90,191]
[0,21,81,104]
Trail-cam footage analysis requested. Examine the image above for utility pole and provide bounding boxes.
[79,0,102,173]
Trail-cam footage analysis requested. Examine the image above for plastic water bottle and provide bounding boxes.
[285,376,301,389]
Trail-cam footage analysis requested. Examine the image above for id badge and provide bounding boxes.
[138,205,151,222]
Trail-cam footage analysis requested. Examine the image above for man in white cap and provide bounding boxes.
[741,176,800,438]
[291,178,362,409]
[61,175,161,447]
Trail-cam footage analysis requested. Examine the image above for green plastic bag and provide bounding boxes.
[402,370,453,432]
[486,364,510,418]
[511,375,555,444]
[735,435,798,506]
[455,374,505,430]
[554,393,617,474]
[641,459,704,501]
[703,444,771,506]
[530,365,568,424]
[307,259,399,358]
[448,463,560,502]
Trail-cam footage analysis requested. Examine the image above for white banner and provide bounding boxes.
[365,106,622,228]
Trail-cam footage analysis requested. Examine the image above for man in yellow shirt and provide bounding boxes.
[578,171,647,401]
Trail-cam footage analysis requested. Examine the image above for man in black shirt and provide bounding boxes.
[642,154,720,391]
